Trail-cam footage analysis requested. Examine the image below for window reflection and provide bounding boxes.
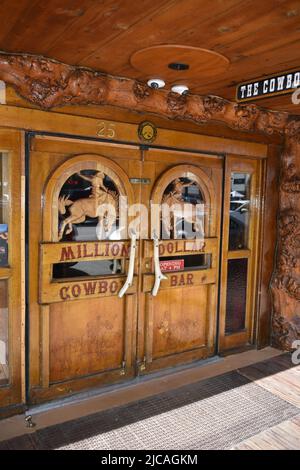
[161,177,205,240]
[229,173,251,250]
[53,259,124,280]
[0,153,9,267]
[225,258,248,334]
[0,280,8,385]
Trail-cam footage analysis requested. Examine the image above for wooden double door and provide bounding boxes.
[28,135,223,403]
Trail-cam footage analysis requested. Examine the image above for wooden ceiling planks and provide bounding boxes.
[0,0,104,53]
[0,0,299,112]
[0,0,35,43]
[46,0,176,65]
[82,0,236,73]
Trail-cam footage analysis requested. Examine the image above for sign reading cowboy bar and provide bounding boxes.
[236,69,300,102]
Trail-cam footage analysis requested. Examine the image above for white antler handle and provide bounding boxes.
[118,230,137,298]
[152,231,167,296]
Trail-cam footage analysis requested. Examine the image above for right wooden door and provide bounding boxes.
[218,155,262,352]
[137,148,223,373]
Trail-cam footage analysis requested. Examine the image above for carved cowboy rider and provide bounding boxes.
[77,171,107,199]
[170,178,196,202]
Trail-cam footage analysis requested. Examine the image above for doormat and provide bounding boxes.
[0,370,298,450]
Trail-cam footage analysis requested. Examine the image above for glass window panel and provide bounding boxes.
[225,258,248,335]
[0,153,9,267]
[229,172,251,250]
[161,177,206,240]
[0,279,9,385]
[53,259,124,280]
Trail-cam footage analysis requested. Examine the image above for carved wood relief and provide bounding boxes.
[271,122,300,350]
[0,52,289,134]
[58,170,119,241]
[0,51,299,350]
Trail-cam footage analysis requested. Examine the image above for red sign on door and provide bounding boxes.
[159,259,184,272]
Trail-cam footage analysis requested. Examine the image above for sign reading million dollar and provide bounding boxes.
[236,69,300,102]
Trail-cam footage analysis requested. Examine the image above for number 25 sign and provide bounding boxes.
[96,121,116,139]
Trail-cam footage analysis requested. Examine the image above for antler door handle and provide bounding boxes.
[152,231,167,296]
[118,229,137,298]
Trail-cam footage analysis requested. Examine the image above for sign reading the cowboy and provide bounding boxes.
[236,69,300,102]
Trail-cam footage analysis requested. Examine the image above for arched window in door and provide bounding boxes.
[161,176,205,240]
[42,154,134,280]
[151,164,216,272]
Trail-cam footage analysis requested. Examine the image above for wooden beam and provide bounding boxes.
[0,51,291,136]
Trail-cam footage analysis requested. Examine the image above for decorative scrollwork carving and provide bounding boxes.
[233,104,259,130]
[166,91,187,114]
[272,125,300,350]
[285,120,300,143]
[272,311,300,351]
[0,52,289,137]
[203,95,226,117]
[274,274,300,301]
[256,110,287,135]
[133,81,150,101]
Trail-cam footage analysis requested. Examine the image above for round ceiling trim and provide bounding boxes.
[130,45,230,88]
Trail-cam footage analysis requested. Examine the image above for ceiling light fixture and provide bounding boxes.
[171,85,189,95]
[168,62,189,71]
[147,78,165,89]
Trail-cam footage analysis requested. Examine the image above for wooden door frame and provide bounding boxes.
[0,129,24,417]
[218,155,264,353]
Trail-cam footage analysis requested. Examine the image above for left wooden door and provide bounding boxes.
[0,130,23,416]
[28,135,141,404]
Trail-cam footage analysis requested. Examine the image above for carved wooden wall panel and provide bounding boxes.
[0,51,299,350]
[271,122,300,350]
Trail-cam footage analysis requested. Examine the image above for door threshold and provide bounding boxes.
[27,355,222,416]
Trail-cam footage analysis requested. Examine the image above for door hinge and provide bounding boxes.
[138,356,147,372]
[120,360,126,375]
[25,415,36,428]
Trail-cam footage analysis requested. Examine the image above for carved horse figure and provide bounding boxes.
[161,179,205,238]
[58,172,118,240]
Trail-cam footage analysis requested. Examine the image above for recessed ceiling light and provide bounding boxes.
[168,62,189,71]
[147,78,165,89]
[171,85,189,95]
